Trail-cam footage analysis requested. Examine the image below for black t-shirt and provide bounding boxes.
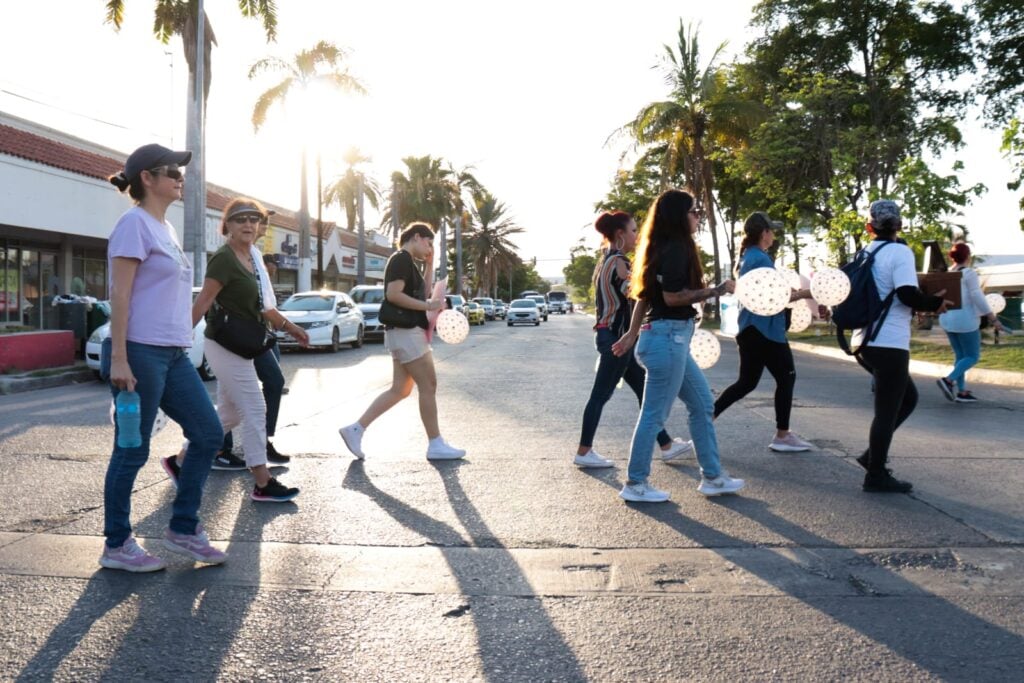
[384,249,429,329]
[644,240,698,322]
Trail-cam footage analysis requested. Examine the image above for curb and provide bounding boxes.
[713,331,1024,388]
[0,367,97,395]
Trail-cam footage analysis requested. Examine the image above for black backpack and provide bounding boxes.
[832,241,895,355]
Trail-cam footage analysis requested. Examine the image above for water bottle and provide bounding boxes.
[116,391,143,448]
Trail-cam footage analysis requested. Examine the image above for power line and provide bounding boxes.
[0,87,167,140]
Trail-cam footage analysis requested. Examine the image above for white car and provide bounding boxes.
[277,290,364,352]
[493,300,507,319]
[349,284,386,340]
[506,299,540,326]
[85,287,215,381]
[527,295,549,322]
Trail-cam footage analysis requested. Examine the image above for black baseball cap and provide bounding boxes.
[123,144,192,183]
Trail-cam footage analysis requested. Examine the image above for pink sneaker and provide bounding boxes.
[99,537,167,573]
[163,524,227,565]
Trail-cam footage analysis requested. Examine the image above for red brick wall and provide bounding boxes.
[0,330,75,372]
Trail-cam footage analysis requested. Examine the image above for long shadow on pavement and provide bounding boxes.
[342,460,587,682]
[588,469,1024,679]
[13,471,293,681]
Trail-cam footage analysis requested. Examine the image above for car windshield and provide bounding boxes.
[548,292,566,301]
[511,300,535,308]
[351,288,384,304]
[529,297,545,304]
[468,302,479,309]
[475,298,492,305]
[280,295,334,312]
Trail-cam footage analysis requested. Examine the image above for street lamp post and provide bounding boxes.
[183,0,206,285]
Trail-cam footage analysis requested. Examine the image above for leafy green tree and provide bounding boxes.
[562,241,599,305]
[1001,119,1024,232]
[464,191,523,297]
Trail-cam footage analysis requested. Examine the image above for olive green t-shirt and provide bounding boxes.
[204,245,264,331]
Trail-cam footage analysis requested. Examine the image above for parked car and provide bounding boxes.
[473,297,496,320]
[278,290,364,352]
[493,300,507,319]
[466,301,486,325]
[507,299,540,326]
[547,291,568,314]
[86,287,215,381]
[527,295,549,321]
[445,294,468,317]
[349,284,386,341]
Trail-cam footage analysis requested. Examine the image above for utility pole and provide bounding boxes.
[184,0,206,285]
[298,146,311,292]
[391,181,400,245]
[316,153,323,289]
[357,173,366,285]
[455,214,463,296]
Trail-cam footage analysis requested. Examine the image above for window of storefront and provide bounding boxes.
[72,247,107,299]
[0,243,59,329]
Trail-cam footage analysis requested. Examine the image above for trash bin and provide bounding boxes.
[87,301,111,337]
[719,295,739,337]
[1000,296,1021,331]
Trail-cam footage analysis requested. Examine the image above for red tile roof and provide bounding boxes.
[0,123,392,257]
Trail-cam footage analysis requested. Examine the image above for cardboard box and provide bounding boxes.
[918,271,962,309]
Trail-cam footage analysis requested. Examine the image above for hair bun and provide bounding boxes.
[108,172,130,191]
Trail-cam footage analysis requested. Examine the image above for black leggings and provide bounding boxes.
[579,329,671,449]
[858,346,918,472]
[714,326,795,430]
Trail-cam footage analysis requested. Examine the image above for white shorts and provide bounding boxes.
[385,327,431,364]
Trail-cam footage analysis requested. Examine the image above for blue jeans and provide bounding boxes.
[627,319,722,483]
[945,330,981,391]
[223,340,285,452]
[101,339,223,548]
[580,328,672,449]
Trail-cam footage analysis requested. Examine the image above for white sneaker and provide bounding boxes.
[768,433,814,452]
[574,450,615,468]
[339,423,365,460]
[660,438,695,462]
[426,440,466,460]
[697,473,745,497]
[619,480,670,503]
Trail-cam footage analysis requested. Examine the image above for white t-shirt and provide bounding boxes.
[249,245,277,311]
[852,240,918,351]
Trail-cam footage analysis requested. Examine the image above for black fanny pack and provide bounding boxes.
[378,299,420,329]
[208,303,274,359]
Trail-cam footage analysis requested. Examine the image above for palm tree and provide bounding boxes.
[323,147,382,283]
[624,21,763,305]
[249,41,366,291]
[104,1,278,282]
[464,191,523,297]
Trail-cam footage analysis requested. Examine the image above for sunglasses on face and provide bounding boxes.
[229,214,263,224]
[148,165,184,181]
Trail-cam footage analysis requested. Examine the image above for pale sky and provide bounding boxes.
[2,1,1021,276]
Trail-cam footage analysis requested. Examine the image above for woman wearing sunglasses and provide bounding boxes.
[101,144,226,572]
[186,198,307,503]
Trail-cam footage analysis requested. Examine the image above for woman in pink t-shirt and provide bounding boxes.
[100,144,225,573]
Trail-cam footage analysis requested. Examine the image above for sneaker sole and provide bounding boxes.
[339,428,365,460]
[160,458,180,488]
[250,492,300,503]
[936,379,955,402]
[211,461,248,471]
[619,492,670,503]
[99,557,167,573]
[162,539,228,565]
[426,453,466,461]
[954,398,977,403]
[698,483,745,497]
[768,444,812,452]
[574,459,615,469]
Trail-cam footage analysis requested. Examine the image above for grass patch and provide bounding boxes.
[789,325,1024,373]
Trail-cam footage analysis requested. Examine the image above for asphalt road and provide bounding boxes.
[1,313,1022,681]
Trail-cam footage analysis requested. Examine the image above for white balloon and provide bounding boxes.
[810,268,851,306]
[690,329,721,369]
[736,267,791,316]
[435,309,470,344]
[986,292,1006,314]
[778,268,803,291]
[788,303,813,333]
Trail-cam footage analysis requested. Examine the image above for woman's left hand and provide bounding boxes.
[612,332,636,357]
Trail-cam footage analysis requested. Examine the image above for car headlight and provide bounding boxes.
[307,320,330,328]
[88,328,106,344]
